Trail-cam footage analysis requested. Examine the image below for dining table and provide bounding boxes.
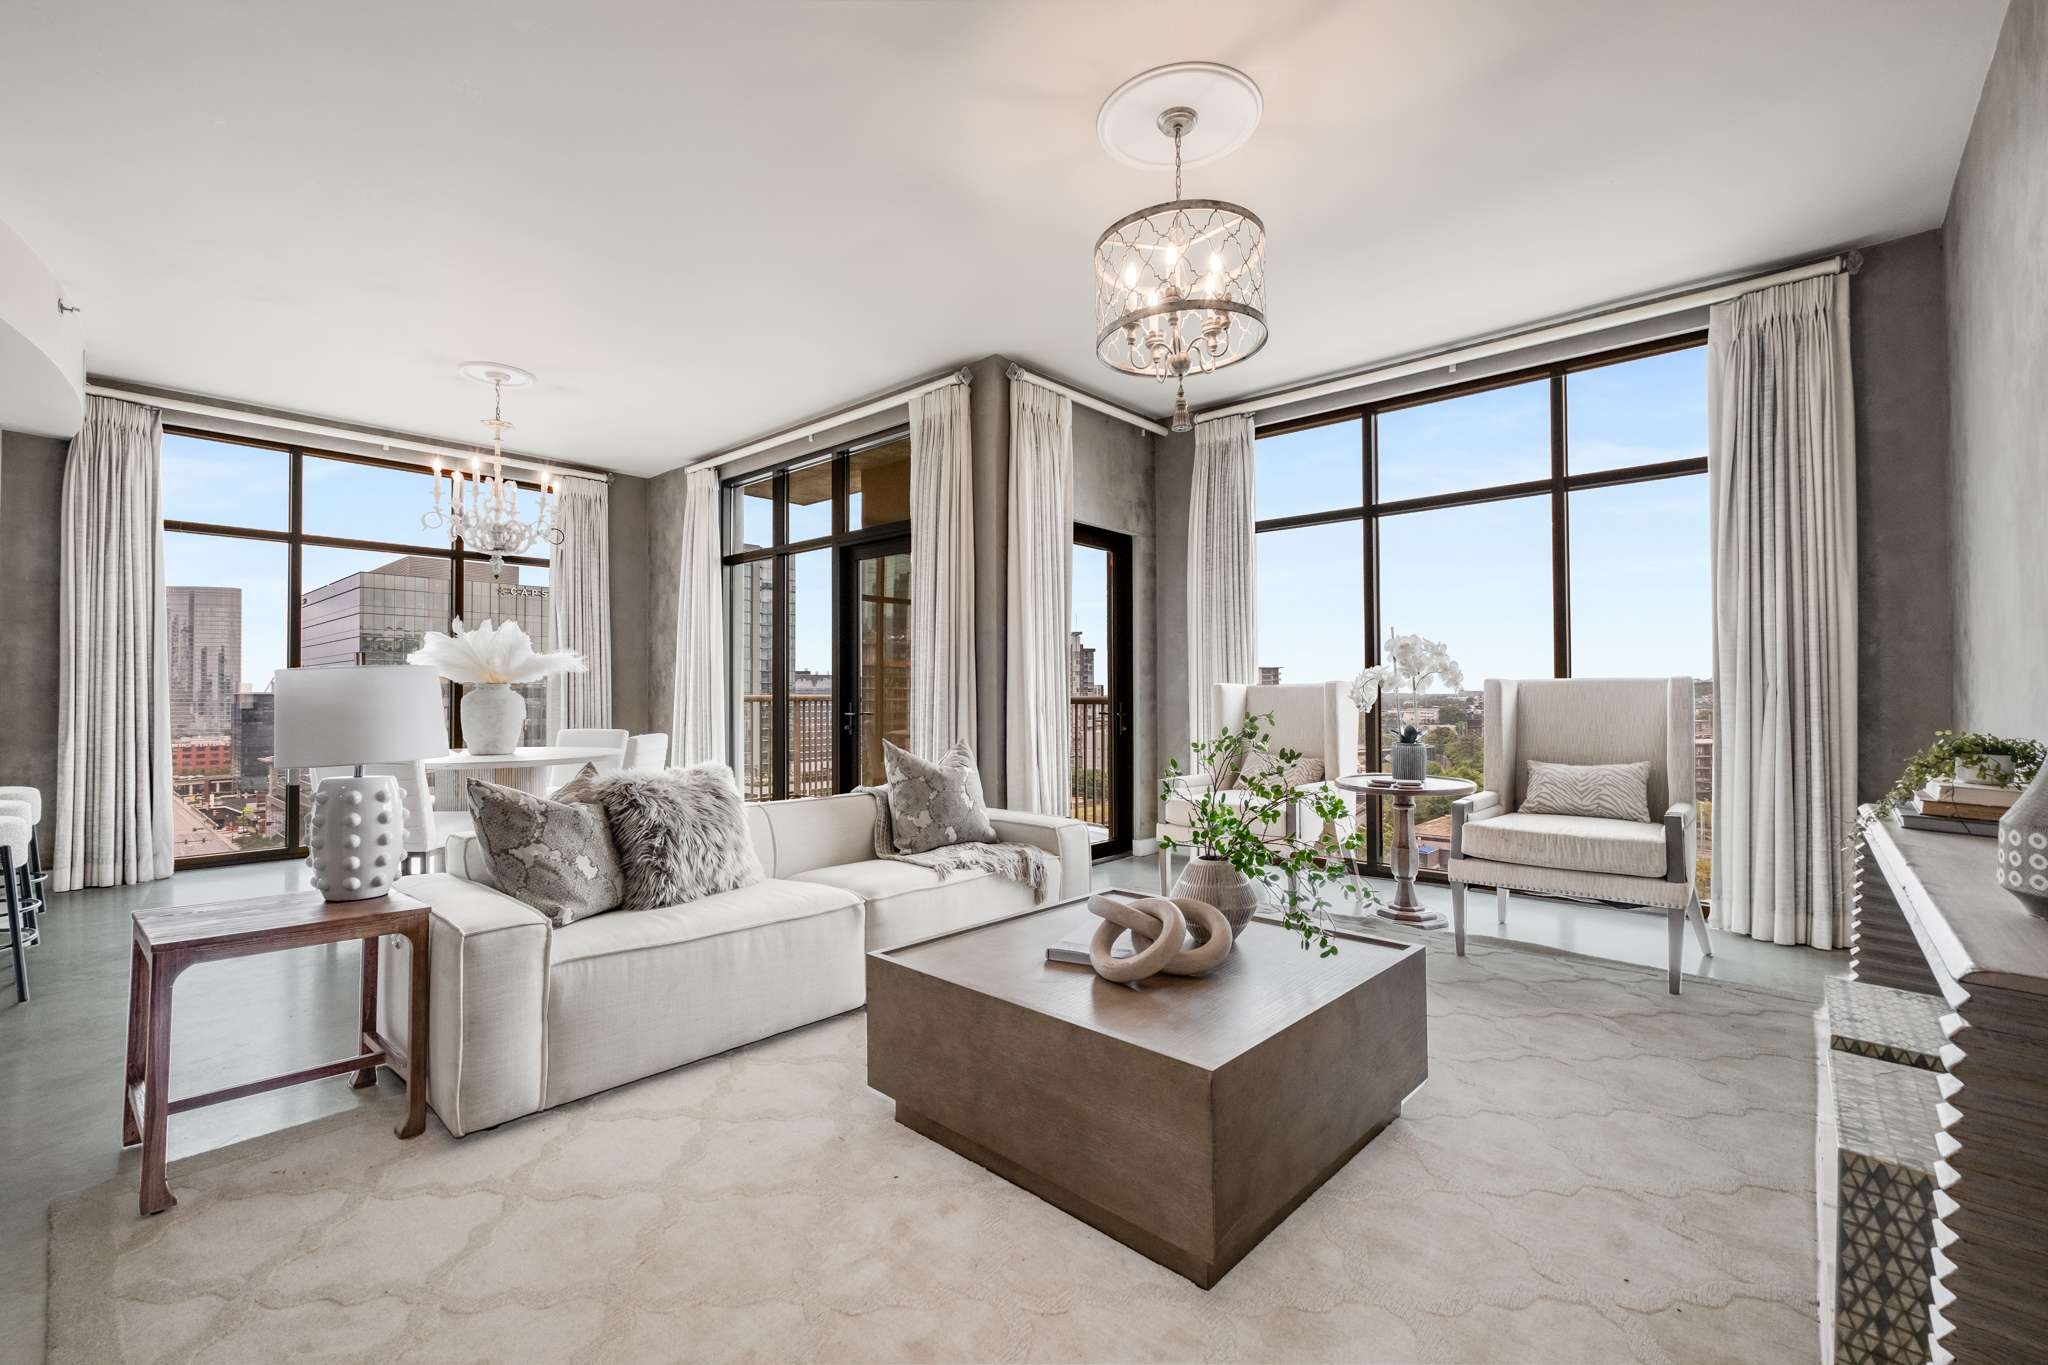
[421,745,624,797]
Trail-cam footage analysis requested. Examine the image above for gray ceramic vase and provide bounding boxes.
[1172,855,1262,934]
[1996,778,2048,916]
[1389,733,1428,783]
[461,682,525,756]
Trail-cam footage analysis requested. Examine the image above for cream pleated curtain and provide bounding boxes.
[1708,274,1857,949]
[546,475,612,734]
[672,466,727,766]
[53,396,174,890]
[1004,377,1074,815]
[908,379,977,758]
[1186,415,1259,753]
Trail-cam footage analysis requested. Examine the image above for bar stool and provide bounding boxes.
[2,812,32,1002]
[0,797,40,950]
[0,787,47,908]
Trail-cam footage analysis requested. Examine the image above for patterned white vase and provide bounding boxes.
[1996,779,2048,916]
[305,774,404,902]
[1172,855,1261,934]
[461,683,525,756]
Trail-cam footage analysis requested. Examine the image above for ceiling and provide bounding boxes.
[0,1,2007,476]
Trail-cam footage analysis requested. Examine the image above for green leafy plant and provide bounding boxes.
[1862,730,2045,829]
[1159,712,1379,956]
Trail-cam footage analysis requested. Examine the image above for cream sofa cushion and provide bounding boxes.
[792,859,1038,951]
[1458,811,1667,879]
[544,877,864,1108]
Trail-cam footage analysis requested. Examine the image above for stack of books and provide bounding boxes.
[1898,777,2021,837]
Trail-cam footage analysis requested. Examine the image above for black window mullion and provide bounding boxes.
[1362,412,1384,870]
[1550,369,1570,679]
[773,550,791,800]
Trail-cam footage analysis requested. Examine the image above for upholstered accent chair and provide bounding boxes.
[1157,681,1359,891]
[1448,677,1712,994]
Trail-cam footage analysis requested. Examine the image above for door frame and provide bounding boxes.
[1073,523,1135,859]
[835,533,913,792]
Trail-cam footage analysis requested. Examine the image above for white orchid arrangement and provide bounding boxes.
[407,618,586,685]
[1349,663,1398,714]
[1351,631,1465,728]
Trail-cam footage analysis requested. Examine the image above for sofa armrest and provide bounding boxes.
[986,808,1092,902]
[1450,790,1502,858]
[386,871,552,1136]
[1663,802,1697,885]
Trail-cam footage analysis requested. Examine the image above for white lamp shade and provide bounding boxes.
[272,666,451,768]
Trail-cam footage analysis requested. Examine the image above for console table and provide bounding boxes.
[124,890,430,1215]
[1851,812,2048,1363]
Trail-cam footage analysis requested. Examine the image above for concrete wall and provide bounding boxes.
[967,355,1011,800]
[1153,428,1195,775]
[0,432,67,857]
[1849,231,1955,798]
[1071,403,1159,839]
[605,471,652,736]
[645,466,686,746]
[1945,0,2048,742]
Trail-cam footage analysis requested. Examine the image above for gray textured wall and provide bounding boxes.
[1153,429,1195,775]
[645,466,687,743]
[967,355,1011,801]
[0,432,67,858]
[606,472,652,736]
[1945,0,2048,742]
[1071,403,1160,838]
[1850,232,1955,798]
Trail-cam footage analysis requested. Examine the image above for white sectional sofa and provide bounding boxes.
[382,790,1090,1136]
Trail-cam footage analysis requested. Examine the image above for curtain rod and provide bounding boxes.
[83,382,615,483]
[687,366,973,472]
[1004,364,1171,436]
[1193,250,1864,425]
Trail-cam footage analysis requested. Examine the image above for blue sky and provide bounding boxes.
[163,435,551,691]
[1254,346,1710,688]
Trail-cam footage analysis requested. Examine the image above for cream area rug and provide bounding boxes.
[48,934,1822,1364]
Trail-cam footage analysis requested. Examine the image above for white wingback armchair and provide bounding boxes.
[1447,677,1711,994]
[1157,681,1359,890]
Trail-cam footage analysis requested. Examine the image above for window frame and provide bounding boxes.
[163,426,550,869]
[1251,331,1710,876]
[720,426,913,800]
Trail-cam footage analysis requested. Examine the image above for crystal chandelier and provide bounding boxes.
[423,363,563,572]
[1094,74,1267,433]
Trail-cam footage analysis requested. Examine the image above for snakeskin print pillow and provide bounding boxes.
[465,778,626,926]
[1519,760,1653,823]
[881,739,998,854]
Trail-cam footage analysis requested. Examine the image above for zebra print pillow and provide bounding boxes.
[1520,760,1652,823]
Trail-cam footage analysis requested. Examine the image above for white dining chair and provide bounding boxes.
[548,728,628,787]
[623,733,669,771]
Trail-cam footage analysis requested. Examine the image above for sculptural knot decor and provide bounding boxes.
[1087,892,1234,983]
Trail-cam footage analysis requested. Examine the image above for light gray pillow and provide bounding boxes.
[1520,760,1653,822]
[465,779,625,927]
[882,739,996,853]
[1237,750,1326,789]
[590,763,763,912]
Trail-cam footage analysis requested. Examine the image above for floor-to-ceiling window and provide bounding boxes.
[162,428,554,867]
[1251,335,1712,887]
[721,430,912,800]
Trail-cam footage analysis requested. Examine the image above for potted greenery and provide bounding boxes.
[1862,730,2045,830]
[1159,713,1379,957]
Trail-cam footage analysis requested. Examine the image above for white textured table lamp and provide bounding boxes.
[274,665,449,901]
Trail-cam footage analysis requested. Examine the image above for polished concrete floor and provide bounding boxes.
[0,852,1845,1358]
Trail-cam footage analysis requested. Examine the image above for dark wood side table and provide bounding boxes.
[123,890,430,1215]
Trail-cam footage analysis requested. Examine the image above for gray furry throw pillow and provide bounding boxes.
[589,763,763,911]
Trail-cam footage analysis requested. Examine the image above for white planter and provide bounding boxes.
[461,683,525,756]
[1957,754,2015,788]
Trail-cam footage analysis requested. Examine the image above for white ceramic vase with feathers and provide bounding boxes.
[408,619,585,756]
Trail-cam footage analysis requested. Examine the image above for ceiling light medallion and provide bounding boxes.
[1093,62,1267,432]
[424,363,563,573]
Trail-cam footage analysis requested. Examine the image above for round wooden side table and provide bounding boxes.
[1334,773,1478,928]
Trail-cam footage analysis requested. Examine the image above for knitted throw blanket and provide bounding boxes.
[855,787,1053,903]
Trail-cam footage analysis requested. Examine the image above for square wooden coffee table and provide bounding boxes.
[866,894,1427,1288]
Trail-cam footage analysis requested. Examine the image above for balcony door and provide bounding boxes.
[838,536,912,789]
[1071,524,1134,858]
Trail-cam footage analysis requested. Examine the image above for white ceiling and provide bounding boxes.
[0,1,2006,476]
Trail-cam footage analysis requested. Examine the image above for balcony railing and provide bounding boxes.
[738,693,1115,833]
[1070,695,1111,832]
